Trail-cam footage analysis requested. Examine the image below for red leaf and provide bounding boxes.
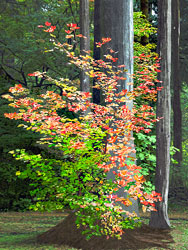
[45,21,51,26]
[44,26,56,33]
[28,72,38,76]
[65,30,72,34]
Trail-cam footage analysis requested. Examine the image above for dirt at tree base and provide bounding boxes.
[37,213,174,250]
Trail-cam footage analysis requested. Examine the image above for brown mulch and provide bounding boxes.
[37,212,174,250]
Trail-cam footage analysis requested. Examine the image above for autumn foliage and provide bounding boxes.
[3,23,162,239]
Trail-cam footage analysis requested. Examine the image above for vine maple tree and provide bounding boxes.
[3,22,162,239]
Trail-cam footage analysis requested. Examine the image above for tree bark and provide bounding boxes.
[141,0,149,18]
[80,0,90,92]
[140,0,149,45]
[149,0,171,229]
[172,0,182,165]
[93,0,101,104]
[99,0,139,216]
[100,1,134,90]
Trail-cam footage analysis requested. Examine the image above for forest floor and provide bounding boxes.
[0,203,188,250]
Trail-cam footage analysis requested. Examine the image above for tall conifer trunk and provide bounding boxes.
[149,0,171,229]
[172,0,182,167]
[99,0,139,216]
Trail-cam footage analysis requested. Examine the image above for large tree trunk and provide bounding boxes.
[172,0,182,166]
[80,0,90,92]
[149,0,171,229]
[99,0,139,216]
[100,1,133,90]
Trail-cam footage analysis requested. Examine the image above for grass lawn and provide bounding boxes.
[0,204,188,250]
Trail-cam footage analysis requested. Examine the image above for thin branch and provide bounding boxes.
[0,65,26,86]
[20,62,27,86]
[3,63,21,74]
[68,0,77,23]
[0,40,23,61]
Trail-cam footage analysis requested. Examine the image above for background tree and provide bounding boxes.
[140,0,149,45]
[80,0,90,92]
[171,0,183,196]
[149,0,171,229]
[93,0,101,104]
[0,0,80,88]
[178,0,188,196]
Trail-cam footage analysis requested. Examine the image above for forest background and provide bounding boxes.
[0,0,188,226]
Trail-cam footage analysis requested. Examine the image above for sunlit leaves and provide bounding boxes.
[2,23,163,240]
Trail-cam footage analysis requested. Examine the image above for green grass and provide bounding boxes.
[137,218,188,250]
[0,204,188,250]
[0,211,79,250]
[138,203,188,250]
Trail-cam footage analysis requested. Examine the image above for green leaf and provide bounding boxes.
[148,155,156,162]
[138,153,145,160]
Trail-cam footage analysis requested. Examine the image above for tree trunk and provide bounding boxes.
[100,1,134,89]
[93,0,101,104]
[149,0,171,229]
[172,0,182,166]
[80,0,90,92]
[141,0,149,18]
[99,0,139,216]
[140,0,149,45]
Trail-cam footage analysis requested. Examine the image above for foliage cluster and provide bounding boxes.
[0,78,39,211]
[3,22,162,239]
[0,0,82,210]
[133,12,158,185]
[0,10,159,211]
